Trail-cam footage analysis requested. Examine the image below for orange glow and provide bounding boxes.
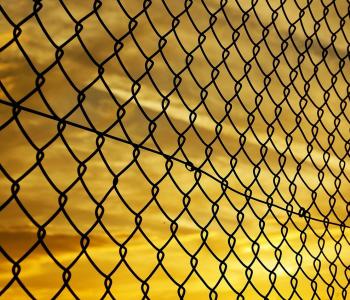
[0,1,349,299]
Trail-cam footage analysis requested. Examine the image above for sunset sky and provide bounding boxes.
[0,0,349,299]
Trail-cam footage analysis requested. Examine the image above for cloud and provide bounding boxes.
[0,1,349,299]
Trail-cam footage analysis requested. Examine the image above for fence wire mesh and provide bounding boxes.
[0,0,350,299]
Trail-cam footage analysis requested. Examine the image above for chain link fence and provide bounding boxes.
[0,0,349,299]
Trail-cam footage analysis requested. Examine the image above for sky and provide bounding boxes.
[0,0,349,299]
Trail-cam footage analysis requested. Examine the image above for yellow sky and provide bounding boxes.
[0,0,349,299]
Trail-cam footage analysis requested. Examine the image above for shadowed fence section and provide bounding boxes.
[0,0,349,299]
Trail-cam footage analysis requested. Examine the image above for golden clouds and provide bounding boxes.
[1,0,349,299]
